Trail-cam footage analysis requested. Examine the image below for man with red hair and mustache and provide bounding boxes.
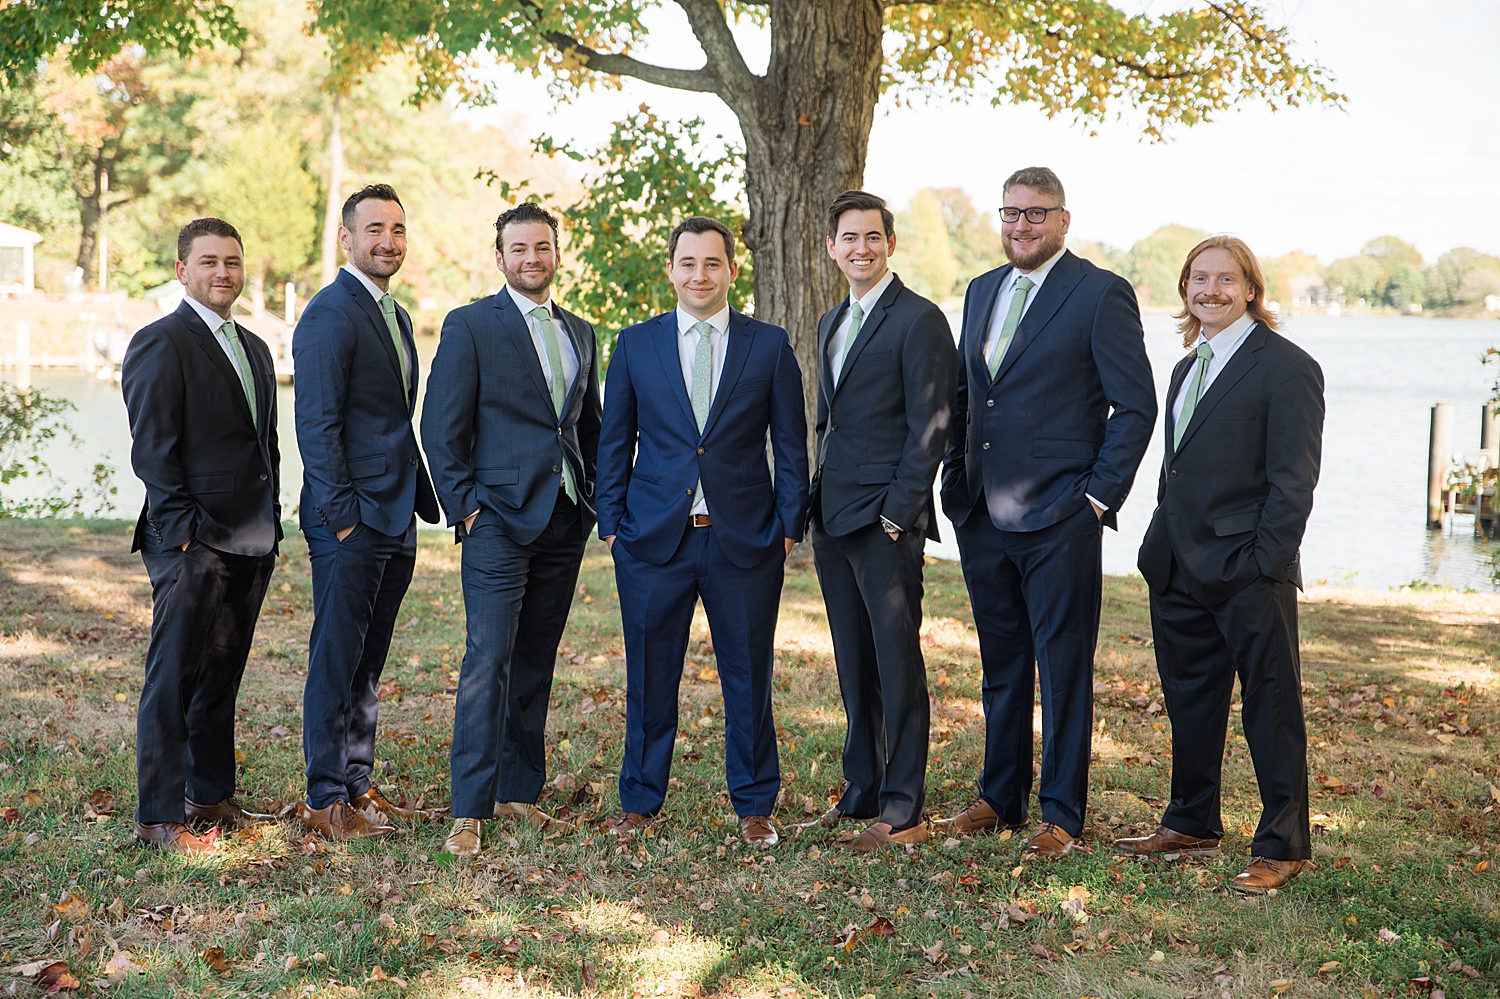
[1116,236,1324,894]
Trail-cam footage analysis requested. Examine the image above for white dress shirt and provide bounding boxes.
[1171,312,1257,428]
[182,294,248,386]
[829,268,896,386]
[982,246,1066,366]
[506,283,578,398]
[676,303,731,516]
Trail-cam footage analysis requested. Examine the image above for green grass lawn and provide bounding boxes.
[0,520,1496,998]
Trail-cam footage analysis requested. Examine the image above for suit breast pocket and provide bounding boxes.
[475,467,521,486]
[735,377,770,397]
[1213,407,1259,422]
[346,453,387,480]
[186,472,235,494]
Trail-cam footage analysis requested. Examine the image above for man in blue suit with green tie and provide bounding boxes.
[595,217,808,847]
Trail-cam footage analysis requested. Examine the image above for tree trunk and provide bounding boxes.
[737,0,886,451]
[73,159,106,285]
[249,269,267,317]
[319,92,344,289]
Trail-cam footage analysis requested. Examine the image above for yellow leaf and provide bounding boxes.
[998,828,1012,841]
[1269,979,1291,993]
[1475,859,1491,872]
[1148,950,1165,962]
[340,884,353,895]
[1318,961,1340,973]
[1011,864,1024,877]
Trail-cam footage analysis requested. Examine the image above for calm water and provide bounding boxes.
[7,313,1500,590]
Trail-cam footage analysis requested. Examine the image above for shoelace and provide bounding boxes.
[452,818,480,835]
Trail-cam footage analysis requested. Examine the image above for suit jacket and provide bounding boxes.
[810,273,957,542]
[121,299,281,556]
[293,268,439,535]
[595,309,808,569]
[941,250,1156,533]
[420,289,603,542]
[1137,322,1324,605]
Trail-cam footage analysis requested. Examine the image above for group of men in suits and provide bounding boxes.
[121,166,1322,894]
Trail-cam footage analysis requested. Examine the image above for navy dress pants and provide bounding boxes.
[137,540,275,823]
[302,519,416,809]
[612,524,783,818]
[955,501,1101,837]
[450,493,586,819]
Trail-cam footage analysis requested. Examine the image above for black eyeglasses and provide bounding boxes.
[999,206,1065,224]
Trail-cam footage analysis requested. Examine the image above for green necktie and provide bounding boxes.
[690,320,714,505]
[220,321,257,429]
[838,300,864,382]
[379,293,410,396]
[988,274,1035,378]
[529,305,578,504]
[1174,340,1215,450]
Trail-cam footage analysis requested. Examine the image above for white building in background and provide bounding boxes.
[0,221,42,294]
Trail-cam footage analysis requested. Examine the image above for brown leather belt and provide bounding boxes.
[689,514,712,527]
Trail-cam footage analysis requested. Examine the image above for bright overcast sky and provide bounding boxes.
[467,0,1499,264]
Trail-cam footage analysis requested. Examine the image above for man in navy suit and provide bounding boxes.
[940,167,1156,857]
[294,183,441,841]
[122,217,280,853]
[421,203,602,856]
[595,216,808,846]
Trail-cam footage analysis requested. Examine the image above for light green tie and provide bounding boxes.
[1174,340,1215,450]
[838,300,864,382]
[378,293,410,396]
[220,321,257,429]
[690,320,714,505]
[529,305,578,504]
[988,274,1035,378]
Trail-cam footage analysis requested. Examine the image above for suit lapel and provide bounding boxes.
[653,313,699,432]
[236,324,274,440]
[1163,353,1195,458]
[340,270,407,395]
[494,290,556,416]
[968,266,1007,388]
[700,311,753,439]
[816,302,841,401]
[993,251,1083,384]
[178,301,254,429]
[830,274,901,400]
[1174,324,1267,454]
[555,306,591,419]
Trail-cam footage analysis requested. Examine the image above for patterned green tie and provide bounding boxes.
[690,320,714,505]
[1174,340,1215,450]
[529,305,578,503]
[839,300,864,382]
[988,274,1035,378]
[378,293,410,396]
[219,321,257,429]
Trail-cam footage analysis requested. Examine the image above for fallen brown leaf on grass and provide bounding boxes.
[22,790,41,808]
[1269,979,1291,994]
[1378,927,1401,941]
[52,896,88,922]
[104,950,141,984]
[1030,942,1060,960]
[0,807,19,824]
[922,939,945,964]
[1318,961,1340,974]
[201,947,230,973]
[38,961,80,992]
[1475,859,1491,873]
[866,916,896,938]
[83,789,116,818]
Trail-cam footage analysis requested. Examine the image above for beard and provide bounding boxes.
[503,264,555,295]
[1002,229,1066,272]
[352,245,404,279]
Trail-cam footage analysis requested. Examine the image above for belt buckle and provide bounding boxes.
[689,514,711,528]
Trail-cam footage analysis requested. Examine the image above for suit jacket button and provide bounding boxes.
[697,447,705,455]
[685,489,693,497]
[982,442,990,450]
[558,427,563,435]
[553,465,561,473]
[259,473,268,481]
[987,399,995,407]
[409,456,418,466]
[1170,470,1178,477]
[831,424,838,432]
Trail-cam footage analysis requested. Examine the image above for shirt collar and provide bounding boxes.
[1196,312,1258,354]
[676,303,731,336]
[505,282,553,318]
[183,293,232,334]
[343,263,388,304]
[848,268,896,314]
[1010,246,1067,288]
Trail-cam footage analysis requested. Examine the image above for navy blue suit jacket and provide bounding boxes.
[122,299,281,556]
[941,250,1156,532]
[420,289,602,542]
[293,268,439,535]
[595,310,809,569]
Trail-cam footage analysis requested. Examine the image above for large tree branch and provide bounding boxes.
[513,0,719,94]
[674,0,758,95]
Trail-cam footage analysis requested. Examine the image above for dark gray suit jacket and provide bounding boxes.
[809,273,958,542]
[420,288,602,543]
[1137,322,1324,605]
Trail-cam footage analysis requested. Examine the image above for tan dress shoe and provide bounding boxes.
[445,818,482,857]
[299,800,395,841]
[1111,824,1221,857]
[352,787,421,821]
[741,815,779,846]
[602,812,650,837]
[1230,857,1304,894]
[493,801,575,831]
[938,799,1024,835]
[134,821,219,853]
[849,821,928,852]
[185,796,275,830]
[1024,822,1091,858]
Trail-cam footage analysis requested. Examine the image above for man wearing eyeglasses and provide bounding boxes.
[938,167,1155,857]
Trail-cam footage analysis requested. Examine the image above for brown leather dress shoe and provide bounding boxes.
[939,799,1024,835]
[849,821,928,852]
[299,800,395,841]
[741,815,779,846]
[1230,857,1304,894]
[1024,822,1091,858]
[134,821,219,854]
[444,818,482,857]
[185,796,275,830]
[493,801,576,831]
[351,786,421,821]
[1111,824,1221,857]
[603,812,650,837]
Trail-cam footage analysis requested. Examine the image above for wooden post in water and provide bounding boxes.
[1482,401,1499,465]
[1428,402,1453,528]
